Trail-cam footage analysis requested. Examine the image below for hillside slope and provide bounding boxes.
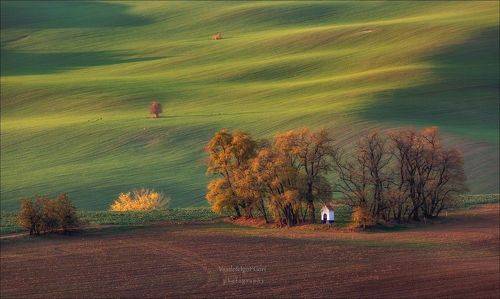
[1,1,498,210]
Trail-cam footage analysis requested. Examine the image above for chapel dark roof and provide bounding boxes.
[322,203,335,210]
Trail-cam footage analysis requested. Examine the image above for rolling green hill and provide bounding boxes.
[1,1,498,211]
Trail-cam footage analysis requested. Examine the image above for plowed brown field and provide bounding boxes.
[1,205,499,298]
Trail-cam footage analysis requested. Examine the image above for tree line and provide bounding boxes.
[205,127,467,227]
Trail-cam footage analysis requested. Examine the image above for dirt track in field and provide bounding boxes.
[1,205,499,298]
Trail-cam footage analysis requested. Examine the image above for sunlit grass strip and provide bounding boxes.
[455,194,500,208]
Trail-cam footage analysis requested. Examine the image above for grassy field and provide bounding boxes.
[1,1,499,210]
[0,207,220,235]
[2,194,497,235]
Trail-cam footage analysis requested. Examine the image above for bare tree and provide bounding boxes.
[333,130,391,222]
[422,148,467,217]
[334,128,465,224]
[389,127,467,221]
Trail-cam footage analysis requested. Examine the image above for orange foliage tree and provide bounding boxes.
[205,129,257,217]
[205,128,335,225]
[249,147,305,226]
[273,128,335,223]
[110,188,169,211]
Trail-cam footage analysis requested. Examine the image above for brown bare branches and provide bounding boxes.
[335,127,467,225]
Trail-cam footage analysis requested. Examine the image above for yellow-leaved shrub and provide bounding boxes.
[110,189,169,212]
[351,206,375,229]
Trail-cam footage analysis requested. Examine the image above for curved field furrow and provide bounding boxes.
[1,205,498,298]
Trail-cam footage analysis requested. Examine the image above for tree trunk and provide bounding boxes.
[307,201,315,224]
[260,198,269,223]
[306,184,315,223]
[284,204,296,226]
[412,207,420,221]
[233,204,241,218]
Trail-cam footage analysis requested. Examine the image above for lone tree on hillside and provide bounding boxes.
[150,100,162,118]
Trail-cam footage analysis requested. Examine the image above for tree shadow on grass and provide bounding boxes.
[360,27,499,141]
[0,1,151,29]
[0,50,164,76]
[359,26,499,194]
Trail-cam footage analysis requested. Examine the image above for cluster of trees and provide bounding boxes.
[334,127,467,226]
[205,127,467,227]
[18,193,80,235]
[206,128,336,226]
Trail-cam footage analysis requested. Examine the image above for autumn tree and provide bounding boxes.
[18,197,44,235]
[205,129,257,217]
[390,128,428,221]
[423,148,467,217]
[273,128,335,223]
[53,193,79,233]
[240,128,336,226]
[149,100,162,118]
[17,194,80,235]
[205,128,336,226]
[351,206,375,229]
[232,166,270,222]
[110,189,169,212]
[41,197,60,232]
[249,147,305,226]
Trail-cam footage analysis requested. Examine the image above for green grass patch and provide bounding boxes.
[81,208,219,225]
[0,207,219,235]
[316,194,500,228]
[454,194,500,209]
[0,212,22,234]
[315,204,352,227]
